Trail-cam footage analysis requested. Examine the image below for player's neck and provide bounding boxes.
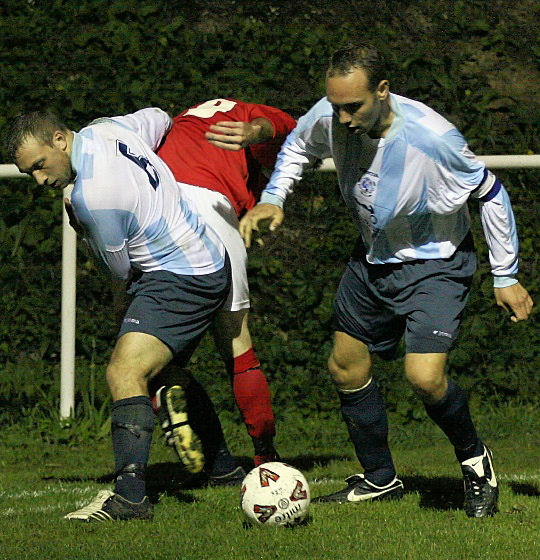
[368,100,394,139]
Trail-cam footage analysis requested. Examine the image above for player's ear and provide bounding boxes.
[376,80,389,101]
[52,129,68,151]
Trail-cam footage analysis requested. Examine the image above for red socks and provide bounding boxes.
[229,348,276,440]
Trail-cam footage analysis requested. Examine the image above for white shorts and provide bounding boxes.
[177,182,250,311]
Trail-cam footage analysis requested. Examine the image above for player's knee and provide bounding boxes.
[408,374,447,403]
[106,359,147,392]
[328,353,370,390]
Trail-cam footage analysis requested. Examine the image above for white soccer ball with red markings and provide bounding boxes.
[240,462,310,526]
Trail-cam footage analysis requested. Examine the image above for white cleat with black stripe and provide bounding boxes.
[461,444,498,518]
[314,474,404,503]
[64,490,153,522]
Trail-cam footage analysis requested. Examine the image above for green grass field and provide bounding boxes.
[0,404,538,560]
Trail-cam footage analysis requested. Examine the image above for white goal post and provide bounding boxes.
[1,153,539,419]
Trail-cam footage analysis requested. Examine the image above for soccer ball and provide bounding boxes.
[240,462,310,526]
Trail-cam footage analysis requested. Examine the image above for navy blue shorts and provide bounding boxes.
[118,255,231,365]
[332,234,477,358]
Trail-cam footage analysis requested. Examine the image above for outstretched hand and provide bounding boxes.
[494,282,534,322]
[239,203,284,248]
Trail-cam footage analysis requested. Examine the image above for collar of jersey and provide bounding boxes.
[71,131,82,175]
[378,93,404,146]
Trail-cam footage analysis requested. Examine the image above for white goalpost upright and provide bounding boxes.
[60,184,77,419]
[1,164,77,419]
[1,154,539,419]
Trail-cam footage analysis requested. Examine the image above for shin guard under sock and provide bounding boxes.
[111,396,154,502]
[424,378,483,462]
[338,380,396,486]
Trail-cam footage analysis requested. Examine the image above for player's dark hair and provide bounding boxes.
[327,43,387,91]
[5,111,69,161]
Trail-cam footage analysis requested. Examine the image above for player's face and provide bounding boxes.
[15,132,74,190]
[326,68,390,137]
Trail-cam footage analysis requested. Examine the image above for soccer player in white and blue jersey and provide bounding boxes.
[8,108,236,521]
[240,44,533,517]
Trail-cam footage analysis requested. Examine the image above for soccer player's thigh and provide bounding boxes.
[330,260,402,389]
[403,260,473,402]
[107,332,173,400]
[212,309,252,358]
[115,268,229,397]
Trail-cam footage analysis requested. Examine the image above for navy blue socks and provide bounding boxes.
[338,380,397,486]
[111,396,154,503]
[424,378,483,462]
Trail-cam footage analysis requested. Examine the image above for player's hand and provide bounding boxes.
[64,198,84,235]
[239,203,284,248]
[205,121,263,150]
[494,282,534,322]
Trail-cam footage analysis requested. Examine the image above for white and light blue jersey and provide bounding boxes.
[70,108,225,280]
[262,94,519,286]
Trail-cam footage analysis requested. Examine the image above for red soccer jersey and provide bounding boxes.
[156,98,296,216]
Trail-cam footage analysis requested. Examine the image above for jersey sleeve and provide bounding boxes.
[260,98,333,207]
[105,108,172,151]
[478,178,519,284]
[71,185,134,280]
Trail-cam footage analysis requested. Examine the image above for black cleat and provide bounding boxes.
[207,465,247,487]
[314,474,404,503]
[154,385,205,474]
[64,490,153,522]
[183,465,247,489]
[461,445,498,518]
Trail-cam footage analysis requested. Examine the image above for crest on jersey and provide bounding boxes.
[259,467,280,487]
[356,172,379,196]
[290,480,308,501]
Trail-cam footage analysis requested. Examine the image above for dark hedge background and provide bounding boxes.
[0,0,538,425]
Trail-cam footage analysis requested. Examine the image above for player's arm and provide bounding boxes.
[239,99,333,247]
[205,101,296,151]
[473,173,533,322]
[69,189,133,281]
[435,131,533,322]
[67,195,132,321]
[252,105,297,142]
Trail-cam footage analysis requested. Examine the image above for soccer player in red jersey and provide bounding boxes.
[155,99,296,481]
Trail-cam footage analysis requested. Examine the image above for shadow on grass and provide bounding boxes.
[41,462,200,504]
[401,475,464,511]
[46,454,534,512]
[508,481,539,497]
